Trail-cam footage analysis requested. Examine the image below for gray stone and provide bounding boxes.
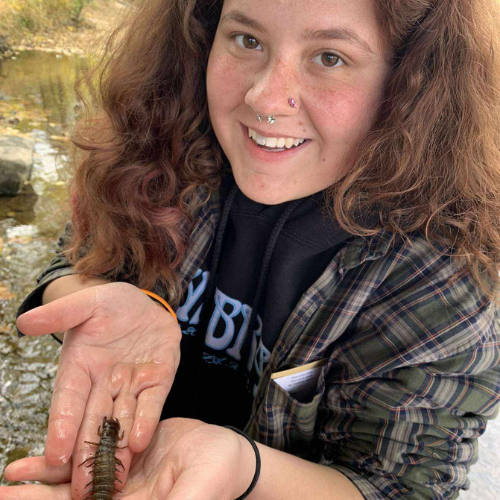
[0,135,35,195]
[0,35,10,55]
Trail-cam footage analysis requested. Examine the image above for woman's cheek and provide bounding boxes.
[208,48,247,100]
[307,87,352,128]
[310,85,379,139]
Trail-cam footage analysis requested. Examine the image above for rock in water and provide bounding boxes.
[0,35,10,55]
[0,135,35,196]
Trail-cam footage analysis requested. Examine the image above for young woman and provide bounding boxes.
[2,0,500,498]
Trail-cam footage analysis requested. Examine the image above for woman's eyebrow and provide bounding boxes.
[303,27,374,55]
[221,10,267,34]
[220,10,374,55]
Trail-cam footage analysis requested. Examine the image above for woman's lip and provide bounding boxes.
[240,122,310,162]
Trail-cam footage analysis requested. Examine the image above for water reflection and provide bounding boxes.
[0,184,37,225]
[0,51,88,130]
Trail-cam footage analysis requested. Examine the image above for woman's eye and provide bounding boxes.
[312,52,344,68]
[233,34,262,50]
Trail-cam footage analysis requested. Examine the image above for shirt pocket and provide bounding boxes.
[264,363,328,459]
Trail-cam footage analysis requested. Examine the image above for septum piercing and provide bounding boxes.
[255,98,297,125]
[256,114,276,124]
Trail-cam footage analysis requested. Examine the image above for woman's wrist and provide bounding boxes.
[140,289,178,320]
[224,426,261,500]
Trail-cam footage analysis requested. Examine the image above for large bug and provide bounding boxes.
[79,416,125,500]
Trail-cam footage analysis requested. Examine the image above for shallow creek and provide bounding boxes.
[0,50,87,481]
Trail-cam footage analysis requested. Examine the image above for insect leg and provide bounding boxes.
[84,441,99,446]
[78,456,96,467]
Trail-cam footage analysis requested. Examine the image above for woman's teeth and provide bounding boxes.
[248,128,306,149]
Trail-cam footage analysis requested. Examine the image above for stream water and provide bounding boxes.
[0,50,87,482]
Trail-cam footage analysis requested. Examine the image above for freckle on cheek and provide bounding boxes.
[299,121,303,126]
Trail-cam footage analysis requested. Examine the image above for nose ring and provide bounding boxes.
[255,98,297,125]
[256,114,276,124]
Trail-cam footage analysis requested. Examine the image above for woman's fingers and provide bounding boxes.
[70,384,134,500]
[0,484,71,500]
[70,383,114,493]
[44,362,91,466]
[1,457,72,500]
[129,365,175,453]
[16,287,101,337]
[129,389,165,453]
[3,457,72,484]
[109,364,137,439]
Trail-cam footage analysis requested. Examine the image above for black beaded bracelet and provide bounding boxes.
[224,426,261,500]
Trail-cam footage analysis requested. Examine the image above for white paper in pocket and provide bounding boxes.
[271,359,327,397]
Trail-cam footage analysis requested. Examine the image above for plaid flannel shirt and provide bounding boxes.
[17,188,500,500]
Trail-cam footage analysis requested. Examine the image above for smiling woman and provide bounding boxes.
[207,0,390,204]
[2,0,500,499]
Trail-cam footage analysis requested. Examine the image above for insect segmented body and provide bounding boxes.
[79,416,125,500]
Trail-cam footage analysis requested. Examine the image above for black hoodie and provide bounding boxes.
[162,175,351,428]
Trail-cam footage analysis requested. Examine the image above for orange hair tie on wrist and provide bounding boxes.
[140,289,177,321]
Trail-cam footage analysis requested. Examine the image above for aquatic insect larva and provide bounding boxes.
[79,416,125,500]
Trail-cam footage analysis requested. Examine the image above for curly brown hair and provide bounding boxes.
[68,0,500,302]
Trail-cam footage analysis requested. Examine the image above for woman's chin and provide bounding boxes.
[233,180,297,205]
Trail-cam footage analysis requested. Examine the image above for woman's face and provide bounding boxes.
[207,0,390,204]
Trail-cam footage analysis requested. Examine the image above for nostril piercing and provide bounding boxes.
[255,98,296,125]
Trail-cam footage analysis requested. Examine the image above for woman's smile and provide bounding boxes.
[241,122,311,163]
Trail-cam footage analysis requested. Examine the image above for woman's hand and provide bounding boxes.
[15,282,182,486]
[0,419,256,500]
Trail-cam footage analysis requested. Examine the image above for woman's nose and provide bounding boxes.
[244,59,300,120]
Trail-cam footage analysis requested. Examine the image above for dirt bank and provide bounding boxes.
[2,0,130,59]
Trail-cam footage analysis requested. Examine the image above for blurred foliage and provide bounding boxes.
[0,0,92,35]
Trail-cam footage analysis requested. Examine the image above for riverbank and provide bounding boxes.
[0,0,130,137]
[0,0,129,59]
